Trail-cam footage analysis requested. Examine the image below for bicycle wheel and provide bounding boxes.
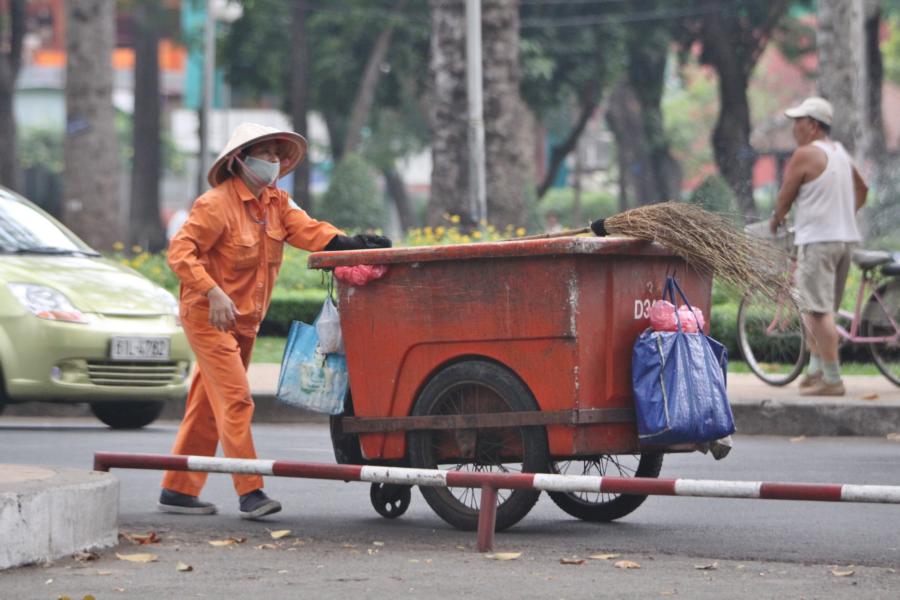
[737,290,806,385]
[862,279,900,386]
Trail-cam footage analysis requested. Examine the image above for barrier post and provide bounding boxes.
[477,484,498,552]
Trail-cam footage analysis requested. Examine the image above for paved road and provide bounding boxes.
[2,418,899,598]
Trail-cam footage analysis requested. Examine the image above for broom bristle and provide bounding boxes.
[604,202,791,300]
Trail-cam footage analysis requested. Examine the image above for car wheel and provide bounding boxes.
[90,400,165,429]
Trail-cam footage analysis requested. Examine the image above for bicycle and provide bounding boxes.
[737,221,900,387]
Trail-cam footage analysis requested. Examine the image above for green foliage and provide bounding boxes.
[261,289,329,336]
[537,188,617,229]
[315,154,385,231]
[688,174,739,221]
[18,128,63,174]
[884,17,900,86]
[710,301,739,359]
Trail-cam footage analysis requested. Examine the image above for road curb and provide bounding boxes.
[731,398,900,437]
[0,466,119,570]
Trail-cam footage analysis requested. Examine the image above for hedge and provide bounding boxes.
[260,289,329,336]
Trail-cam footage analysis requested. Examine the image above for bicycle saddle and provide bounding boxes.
[852,249,893,270]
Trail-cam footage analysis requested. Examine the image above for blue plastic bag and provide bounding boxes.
[632,277,734,445]
[275,304,349,415]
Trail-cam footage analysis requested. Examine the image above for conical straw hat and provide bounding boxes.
[207,122,307,187]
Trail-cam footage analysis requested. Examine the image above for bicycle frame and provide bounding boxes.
[834,269,900,345]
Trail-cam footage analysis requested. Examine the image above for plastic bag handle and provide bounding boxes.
[664,276,705,337]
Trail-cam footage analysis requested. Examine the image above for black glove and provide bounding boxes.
[590,218,608,237]
[325,233,393,251]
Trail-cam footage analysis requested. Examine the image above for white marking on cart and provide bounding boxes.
[841,485,900,503]
[187,456,275,475]
[675,479,761,498]
[567,276,579,336]
[533,473,602,493]
[360,466,448,487]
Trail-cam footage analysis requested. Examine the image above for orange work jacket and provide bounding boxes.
[169,177,342,336]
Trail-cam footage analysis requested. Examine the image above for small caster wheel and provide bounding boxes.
[370,482,411,519]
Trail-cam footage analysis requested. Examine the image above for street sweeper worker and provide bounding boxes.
[159,123,391,519]
[770,97,868,397]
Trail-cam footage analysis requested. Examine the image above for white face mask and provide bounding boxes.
[243,155,280,186]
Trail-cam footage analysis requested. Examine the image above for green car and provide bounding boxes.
[0,186,192,428]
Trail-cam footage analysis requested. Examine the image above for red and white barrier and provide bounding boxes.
[93,452,900,551]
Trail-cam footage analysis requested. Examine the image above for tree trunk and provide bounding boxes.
[712,67,756,219]
[536,86,598,199]
[865,0,885,159]
[64,0,121,250]
[482,0,530,227]
[129,0,165,252]
[343,0,408,156]
[427,0,470,226]
[0,0,25,192]
[291,0,310,203]
[383,165,415,231]
[817,0,867,160]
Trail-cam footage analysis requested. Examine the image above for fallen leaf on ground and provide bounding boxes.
[887,433,900,441]
[372,541,385,547]
[119,532,159,545]
[614,560,641,569]
[342,543,357,549]
[789,436,807,443]
[254,544,279,550]
[859,392,879,401]
[694,562,718,570]
[269,530,292,540]
[560,557,585,565]
[73,551,99,563]
[830,566,855,577]
[485,552,522,561]
[409,559,419,563]
[590,553,621,560]
[208,537,245,547]
[83,595,96,600]
[367,549,378,555]
[115,553,158,563]
[176,562,193,572]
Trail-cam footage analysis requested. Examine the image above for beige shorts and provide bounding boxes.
[795,241,856,314]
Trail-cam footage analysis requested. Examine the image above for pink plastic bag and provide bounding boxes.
[649,300,678,332]
[677,305,705,333]
[650,300,705,333]
[334,264,388,286]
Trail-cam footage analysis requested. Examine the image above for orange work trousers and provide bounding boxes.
[161,318,262,497]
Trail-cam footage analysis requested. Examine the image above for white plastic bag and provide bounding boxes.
[315,298,344,355]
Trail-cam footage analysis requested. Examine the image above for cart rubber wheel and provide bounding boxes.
[548,453,663,522]
[369,482,412,519]
[408,360,549,532]
[330,392,364,465]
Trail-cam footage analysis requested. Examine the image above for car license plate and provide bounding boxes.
[110,337,170,361]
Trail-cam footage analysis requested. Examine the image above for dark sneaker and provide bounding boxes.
[158,489,217,515]
[239,489,282,520]
[798,372,823,389]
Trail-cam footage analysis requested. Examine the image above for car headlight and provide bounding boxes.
[8,283,89,324]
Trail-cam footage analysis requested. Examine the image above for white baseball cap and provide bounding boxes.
[784,96,833,126]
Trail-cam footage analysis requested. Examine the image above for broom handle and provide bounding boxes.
[505,226,592,242]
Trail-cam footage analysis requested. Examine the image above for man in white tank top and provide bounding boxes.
[770,97,868,396]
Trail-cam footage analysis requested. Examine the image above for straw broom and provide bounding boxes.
[517,202,791,299]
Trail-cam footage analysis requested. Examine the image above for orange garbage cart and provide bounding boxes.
[308,237,713,531]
